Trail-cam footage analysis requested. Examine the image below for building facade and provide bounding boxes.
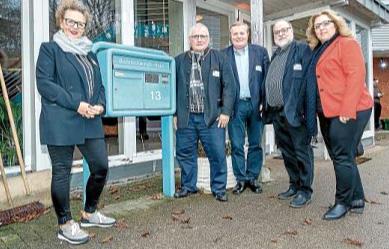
[0,0,388,191]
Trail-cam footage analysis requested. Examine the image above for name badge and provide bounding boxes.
[293,63,302,71]
[255,65,262,72]
[212,70,220,77]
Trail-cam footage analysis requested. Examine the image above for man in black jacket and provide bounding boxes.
[222,22,269,195]
[263,20,316,208]
[174,23,235,202]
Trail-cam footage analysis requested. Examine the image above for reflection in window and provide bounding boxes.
[49,0,121,159]
[134,0,183,152]
[196,7,229,50]
[0,0,23,167]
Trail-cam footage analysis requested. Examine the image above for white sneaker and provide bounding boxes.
[80,211,116,228]
[58,220,89,245]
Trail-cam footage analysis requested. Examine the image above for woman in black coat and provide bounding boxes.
[36,0,115,245]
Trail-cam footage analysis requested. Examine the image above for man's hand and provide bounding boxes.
[339,116,350,124]
[217,114,230,128]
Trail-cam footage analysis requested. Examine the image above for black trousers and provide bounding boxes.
[318,109,371,206]
[47,138,108,225]
[272,111,314,197]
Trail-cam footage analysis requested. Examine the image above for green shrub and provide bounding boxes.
[0,97,22,166]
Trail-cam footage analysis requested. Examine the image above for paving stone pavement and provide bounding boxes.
[1,134,389,249]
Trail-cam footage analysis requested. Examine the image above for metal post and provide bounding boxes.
[82,158,90,205]
[161,115,175,197]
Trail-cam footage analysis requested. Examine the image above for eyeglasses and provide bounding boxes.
[64,18,86,29]
[273,27,291,36]
[190,34,209,40]
[314,20,334,30]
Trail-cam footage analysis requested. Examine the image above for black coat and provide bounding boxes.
[262,41,317,136]
[175,49,236,129]
[222,44,269,118]
[36,42,106,145]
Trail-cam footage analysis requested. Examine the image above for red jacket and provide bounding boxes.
[316,36,373,119]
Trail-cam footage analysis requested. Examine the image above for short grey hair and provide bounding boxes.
[189,23,210,37]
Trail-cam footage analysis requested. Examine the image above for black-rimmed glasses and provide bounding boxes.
[273,27,291,36]
[64,18,86,29]
[314,20,334,30]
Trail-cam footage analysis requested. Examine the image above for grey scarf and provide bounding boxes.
[53,30,92,55]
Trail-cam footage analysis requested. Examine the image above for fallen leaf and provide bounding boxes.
[150,193,163,200]
[283,230,298,236]
[380,191,388,195]
[365,199,382,205]
[181,217,190,224]
[89,232,96,239]
[141,231,150,238]
[303,218,312,225]
[271,239,278,243]
[267,195,277,199]
[114,195,121,200]
[222,215,233,220]
[115,218,129,231]
[71,193,82,200]
[171,214,190,224]
[171,208,185,215]
[109,186,119,195]
[343,238,363,247]
[100,235,113,244]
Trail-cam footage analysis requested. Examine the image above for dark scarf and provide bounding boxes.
[308,33,339,112]
[188,48,208,113]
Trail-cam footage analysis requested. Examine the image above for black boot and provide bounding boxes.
[322,204,349,220]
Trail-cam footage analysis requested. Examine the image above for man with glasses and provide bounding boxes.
[262,20,316,208]
[174,23,235,202]
[222,22,269,195]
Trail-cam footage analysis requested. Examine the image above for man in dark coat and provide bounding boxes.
[262,20,316,208]
[174,23,235,202]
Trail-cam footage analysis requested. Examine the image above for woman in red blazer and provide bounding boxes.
[306,10,373,220]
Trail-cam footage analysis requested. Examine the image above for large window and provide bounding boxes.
[196,7,229,50]
[134,0,183,153]
[49,0,121,159]
[0,0,22,167]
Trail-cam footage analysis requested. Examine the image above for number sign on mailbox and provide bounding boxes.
[92,42,176,117]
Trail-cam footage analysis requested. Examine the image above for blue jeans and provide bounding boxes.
[176,113,227,195]
[228,100,264,182]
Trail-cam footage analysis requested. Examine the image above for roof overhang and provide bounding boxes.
[221,0,389,25]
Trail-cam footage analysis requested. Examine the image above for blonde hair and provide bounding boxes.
[55,0,91,29]
[306,10,353,49]
[230,21,250,33]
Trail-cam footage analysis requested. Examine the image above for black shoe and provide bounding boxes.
[322,204,349,220]
[350,199,365,214]
[278,187,297,200]
[247,179,262,194]
[232,181,246,195]
[214,192,228,202]
[289,193,311,208]
[174,189,197,198]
